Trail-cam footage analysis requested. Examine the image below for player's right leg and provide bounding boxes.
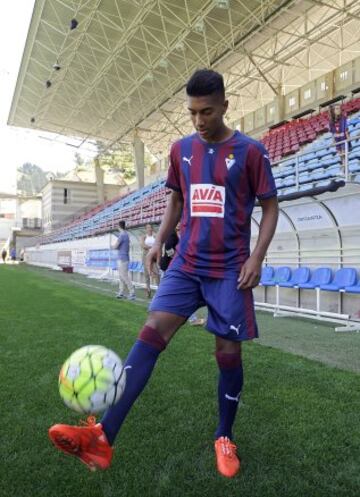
[48,311,186,471]
[49,268,201,470]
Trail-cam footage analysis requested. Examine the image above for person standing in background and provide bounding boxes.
[10,247,16,262]
[113,220,135,301]
[1,248,7,263]
[329,104,352,171]
[141,224,160,298]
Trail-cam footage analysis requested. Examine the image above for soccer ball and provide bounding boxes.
[58,345,126,414]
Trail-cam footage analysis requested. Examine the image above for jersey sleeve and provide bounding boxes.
[246,144,277,200]
[165,142,182,192]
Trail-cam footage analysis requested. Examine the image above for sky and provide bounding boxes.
[0,1,93,194]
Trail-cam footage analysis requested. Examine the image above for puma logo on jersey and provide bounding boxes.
[183,155,193,166]
[190,184,225,218]
[124,365,132,371]
[225,392,241,402]
[230,324,241,335]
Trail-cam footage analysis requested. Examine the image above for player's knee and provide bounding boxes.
[144,312,185,343]
[215,339,242,367]
[215,350,242,369]
[138,325,167,351]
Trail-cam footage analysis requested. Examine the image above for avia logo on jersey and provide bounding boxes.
[190,184,225,218]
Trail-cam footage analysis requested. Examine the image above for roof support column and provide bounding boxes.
[94,158,104,204]
[274,84,285,123]
[133,132,145,189]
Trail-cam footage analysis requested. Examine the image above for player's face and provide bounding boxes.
[187,94,228,141]
[334,104,341,117]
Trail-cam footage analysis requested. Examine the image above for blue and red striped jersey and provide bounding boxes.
[166,130,277,278]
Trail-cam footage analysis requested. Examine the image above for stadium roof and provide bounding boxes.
[8,0,360,155]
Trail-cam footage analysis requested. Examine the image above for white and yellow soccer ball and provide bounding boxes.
[59,345,126,414]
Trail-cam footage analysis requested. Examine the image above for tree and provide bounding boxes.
[17,163,48,195]
[95,141,154,183]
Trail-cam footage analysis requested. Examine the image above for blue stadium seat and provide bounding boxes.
[133,262,144,273]
[298,267,332,289]
[262,266,291,286]
[345,278,360,293]
[260,266,274,285]
[279,267,311,288]
[299,171,311,183]
[327,165,342,177]
[298,162,309,172]
[307,160,322,171]
[323,156,340,167]
[311,168,327,181]
[315,179,332,188]
[349,159,360,173]
[320,268,357,292]
[299,183,313,192]
[349,149,360,160]
[283,175,296,187]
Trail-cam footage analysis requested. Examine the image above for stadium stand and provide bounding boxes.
[31,104,360,248]
[261,98,360,162]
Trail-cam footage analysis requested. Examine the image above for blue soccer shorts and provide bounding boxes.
[149,268,259,342]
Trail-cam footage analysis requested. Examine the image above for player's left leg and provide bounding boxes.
[201,276,259,478]
[120,260,135,299]
[214,336,242,478]
[215,337,243,440]
[116,261,125,298]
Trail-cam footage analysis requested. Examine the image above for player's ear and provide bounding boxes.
[223,99,229,115]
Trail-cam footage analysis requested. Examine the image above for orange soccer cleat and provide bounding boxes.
[214,436,241,478]
[48,416,113,471]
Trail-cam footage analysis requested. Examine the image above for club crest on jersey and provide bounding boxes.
[190,184,225,218]
[225,153,236,170]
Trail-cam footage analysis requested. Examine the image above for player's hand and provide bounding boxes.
[237,255,262,289]
[146,242,162,276]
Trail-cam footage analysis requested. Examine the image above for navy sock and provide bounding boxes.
[101,326,166,445]
[215,351,243,440]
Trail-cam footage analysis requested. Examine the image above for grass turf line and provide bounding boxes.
[0,264,359,497]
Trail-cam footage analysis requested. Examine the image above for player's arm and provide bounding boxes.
[146,191,183,274]
[238,196,278,289]
[112,236,121,250]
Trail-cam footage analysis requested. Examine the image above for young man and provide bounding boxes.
[114,220,135,300]
[49,69,278,478]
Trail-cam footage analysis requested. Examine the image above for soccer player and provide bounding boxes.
[49,69,279,478]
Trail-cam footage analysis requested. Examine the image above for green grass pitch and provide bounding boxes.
[1,264,359,497]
